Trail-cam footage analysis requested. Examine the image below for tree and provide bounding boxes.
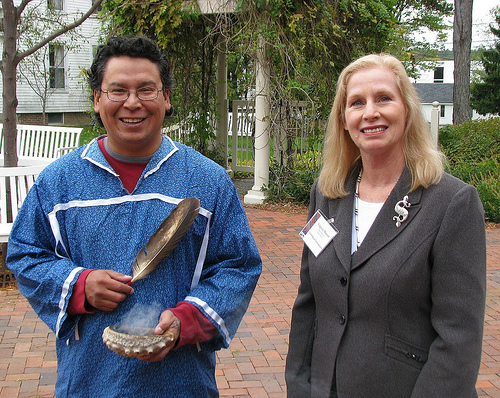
[99,0,454,168]
[390,0,453,79]
[452,0,473,124]
[17,38,82,124]
[101,0,454,117]
[0,0,104,167]
[471,7,500,116]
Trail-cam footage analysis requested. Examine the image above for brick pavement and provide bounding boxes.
[0,206,499,397]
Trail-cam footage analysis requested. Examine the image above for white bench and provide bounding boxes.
[0,124,82,165]
[0,164,47,243]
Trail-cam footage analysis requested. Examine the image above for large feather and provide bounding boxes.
[130,197,200,283]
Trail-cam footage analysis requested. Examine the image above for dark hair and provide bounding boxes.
[87,36,174,126]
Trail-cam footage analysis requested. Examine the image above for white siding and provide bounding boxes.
[421,103,453,126]
[0,0,101,116]
[416,60,493,124]
[415,60,454,84]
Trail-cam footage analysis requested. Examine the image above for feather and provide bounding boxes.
[130,197,200,284]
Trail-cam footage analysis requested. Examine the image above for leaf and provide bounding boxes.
[130,197,200,283]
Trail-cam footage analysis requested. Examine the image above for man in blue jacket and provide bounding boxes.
[7,36,261,397]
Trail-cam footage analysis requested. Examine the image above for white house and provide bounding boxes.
[0,0,101,126]
[414,59,489,126]
[414,60,454,126]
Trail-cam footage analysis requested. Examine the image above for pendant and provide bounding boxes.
[393,195,411,227]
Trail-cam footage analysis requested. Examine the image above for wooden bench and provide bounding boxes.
[0,124,82,165]
[0,164,47,243]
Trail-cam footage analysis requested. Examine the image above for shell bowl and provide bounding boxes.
[102,325,175,358]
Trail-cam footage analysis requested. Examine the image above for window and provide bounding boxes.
[434,67,444,83]
[48,113,64,124]
[47,0,63,10]
[49,44,65,89]
[440,105,445,118]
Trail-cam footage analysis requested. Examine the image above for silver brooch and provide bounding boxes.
[393,195,411,227]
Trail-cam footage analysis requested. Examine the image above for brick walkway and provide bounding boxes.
[0,206,499,397]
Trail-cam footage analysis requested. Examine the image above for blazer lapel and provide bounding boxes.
[327,168,359,273]
[350,166,423,271]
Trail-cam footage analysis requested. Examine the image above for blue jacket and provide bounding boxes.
[7,136,262,397]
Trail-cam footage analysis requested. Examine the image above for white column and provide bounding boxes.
[430,101,439,147]
[244,33,270,205]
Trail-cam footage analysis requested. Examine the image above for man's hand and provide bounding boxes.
[138,310,180,362]
[85,270,134,311]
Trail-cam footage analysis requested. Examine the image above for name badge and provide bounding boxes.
[299,209,338,257]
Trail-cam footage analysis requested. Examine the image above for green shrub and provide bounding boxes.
[439,117,500,222]
[473,174,500,223]
[80,125,105,145]
[264,151,320,204]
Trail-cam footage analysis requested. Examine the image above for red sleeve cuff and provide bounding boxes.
[67,269,96,315]
[170,301,218,348]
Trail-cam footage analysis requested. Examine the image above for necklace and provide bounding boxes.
[354,168,402,248]
[354,169,362,249]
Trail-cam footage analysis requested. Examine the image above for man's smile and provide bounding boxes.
[120,118,146,124]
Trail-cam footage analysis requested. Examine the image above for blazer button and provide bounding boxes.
[339,277,347,286]
[339,315,346,325]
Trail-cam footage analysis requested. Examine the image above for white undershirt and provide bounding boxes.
[351,198,384,254]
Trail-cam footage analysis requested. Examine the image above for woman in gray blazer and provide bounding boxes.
[285,54,486,397]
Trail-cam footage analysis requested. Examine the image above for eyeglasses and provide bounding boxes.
[101,87,164,102]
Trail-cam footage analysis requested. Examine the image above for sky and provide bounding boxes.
[419,1,500,49]
[471,0,500,48]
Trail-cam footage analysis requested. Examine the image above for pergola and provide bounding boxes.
[197,0,270,204]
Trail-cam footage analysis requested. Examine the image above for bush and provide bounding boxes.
[80,125,105,145]
[439,117,500,222]
[264,151,321,204]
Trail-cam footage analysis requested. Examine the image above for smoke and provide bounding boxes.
[114,302,163,335]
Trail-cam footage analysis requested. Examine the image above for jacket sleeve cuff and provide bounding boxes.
[170,301,218,348]
[67,269,96,315]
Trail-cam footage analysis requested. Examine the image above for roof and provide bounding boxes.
[413,83,454,104]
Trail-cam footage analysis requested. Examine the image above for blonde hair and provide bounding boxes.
[318,53,445,198]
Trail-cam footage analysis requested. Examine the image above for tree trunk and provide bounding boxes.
[453,0,473,125]
[1,0,19,167]
[1,0,105,167]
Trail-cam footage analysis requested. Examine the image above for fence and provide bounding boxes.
[162,100,321,172]
[271,100,321,168]
[230,101,255,173]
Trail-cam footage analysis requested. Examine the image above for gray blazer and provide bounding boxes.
[286,165,486,398]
